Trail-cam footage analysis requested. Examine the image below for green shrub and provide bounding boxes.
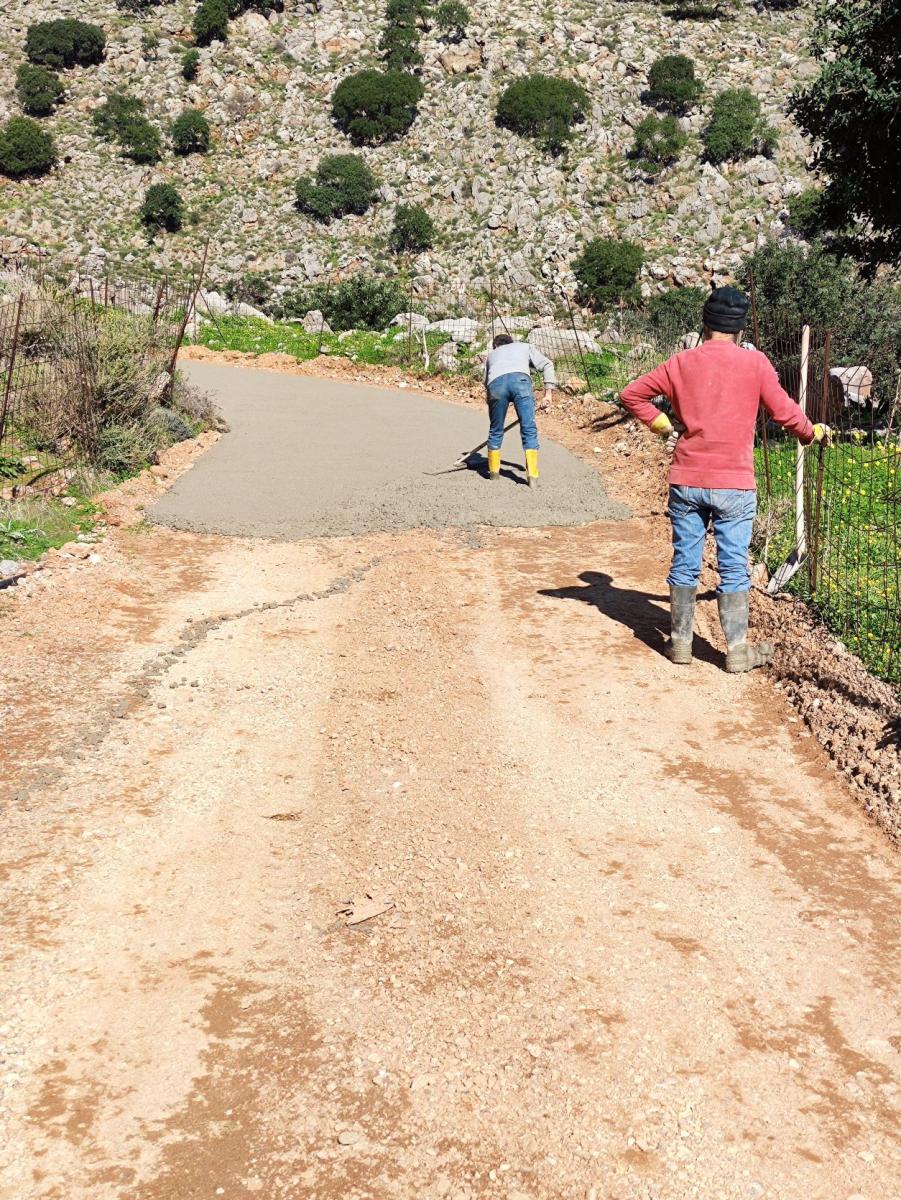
[646,54,702,112]
[295,153,378,221]
[379,24,422,69]
[283,273,408,331]
[391,203,435,252]
[632,113,686,168]
[660,0,736,15]
[385,0,429,20]
[222,271,277,310]
[92,94,162,162]
[182,49,201,80]
[787,188,826,240]
[331,70,425,144]
[15,64,64,117]
[193,0,230,46]
[572,237,644,309]
[116,0,169,10]
[435,0,469,40]
[703,88,777,163]
[141,32,160,58]
[140,183,184,232]
[92,92,144,139]
[645,286,707,337]
[26,20,106,68]
[172,108,211,155]
[495,74,588,155]
[122,117,163,163]
[0,117,57,178]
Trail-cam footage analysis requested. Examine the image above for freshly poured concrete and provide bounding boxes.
[151,361,629,539]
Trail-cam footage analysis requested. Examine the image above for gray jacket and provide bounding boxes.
[484,341,556,389]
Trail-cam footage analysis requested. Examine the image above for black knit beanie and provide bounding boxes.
[703,285,750,334]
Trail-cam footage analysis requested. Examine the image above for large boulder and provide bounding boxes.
[439,48,483,75]
[426,317,481,344]
[391,312,429,331]
[488,316,533,339]
[829,366,873,406]
[526,327,601,359]
[301,309,332,334]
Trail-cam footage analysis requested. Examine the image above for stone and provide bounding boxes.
[301,309,333,334]
[436,342,458,372]
[829,366,873,406]
[526,328,601,358]
[439,48,482,75]
[337,1129,362,1146]
[391,312,429,331]
[0,559,20,580]
[426,317,480,344]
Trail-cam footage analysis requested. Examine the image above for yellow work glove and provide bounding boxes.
[650,412,673,438]
[812,423,832,445]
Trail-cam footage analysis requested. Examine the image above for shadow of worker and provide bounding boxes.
[539,571,721,666]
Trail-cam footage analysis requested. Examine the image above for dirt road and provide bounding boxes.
[1,376,899,1200]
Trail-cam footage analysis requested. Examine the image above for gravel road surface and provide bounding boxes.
[1,371,898,1200]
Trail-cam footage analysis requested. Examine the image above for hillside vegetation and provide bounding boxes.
[0,1,819,296]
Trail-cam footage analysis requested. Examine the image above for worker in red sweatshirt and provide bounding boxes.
[619,285,831,673]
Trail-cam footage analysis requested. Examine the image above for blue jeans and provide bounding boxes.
[487,372,539,451]
[667,486,757,594]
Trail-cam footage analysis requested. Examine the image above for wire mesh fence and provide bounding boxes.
[751,305,901,685]
[0,250,203,498]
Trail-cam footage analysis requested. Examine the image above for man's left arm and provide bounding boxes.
[528,345,556,398]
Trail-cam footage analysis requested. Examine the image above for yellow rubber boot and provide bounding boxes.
[525,448,539,488]
[487,449,501,480]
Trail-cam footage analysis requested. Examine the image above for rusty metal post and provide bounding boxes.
[562,286,591,395]
[808,330,832,596]
[167,238,210,386]
[749,270,772,500]
[0,293,25,448]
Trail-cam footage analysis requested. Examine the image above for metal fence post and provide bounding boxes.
[0,293,25,450]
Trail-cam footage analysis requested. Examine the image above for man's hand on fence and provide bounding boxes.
[812,423,832,445]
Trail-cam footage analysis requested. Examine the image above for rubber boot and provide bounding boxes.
[667,585,696,665]
[525,448,539,488]
[717,591,773,673]
[487,449,501,480]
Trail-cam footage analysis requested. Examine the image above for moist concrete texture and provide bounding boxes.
[151,362,628,538]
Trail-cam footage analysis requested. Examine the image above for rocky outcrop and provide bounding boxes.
[0,0,818,297]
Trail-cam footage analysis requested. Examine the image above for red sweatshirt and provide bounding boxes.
[619,339,814,489]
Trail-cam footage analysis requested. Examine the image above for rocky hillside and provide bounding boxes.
[0,0,820,297]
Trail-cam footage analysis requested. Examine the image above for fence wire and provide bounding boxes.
[752,308,901,685]
[0,251,201,498]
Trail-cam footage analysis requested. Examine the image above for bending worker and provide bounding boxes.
[483,333,555,487]
[619,285,830,673]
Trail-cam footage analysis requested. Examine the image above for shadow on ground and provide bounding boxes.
[540,570,722,667]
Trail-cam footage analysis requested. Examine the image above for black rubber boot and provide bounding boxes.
[668,585,696,665]
[717,591,773,673]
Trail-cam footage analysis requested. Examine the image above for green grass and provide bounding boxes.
[756,439,901,683]
[193,315,464,370]
[0,493,101,562]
